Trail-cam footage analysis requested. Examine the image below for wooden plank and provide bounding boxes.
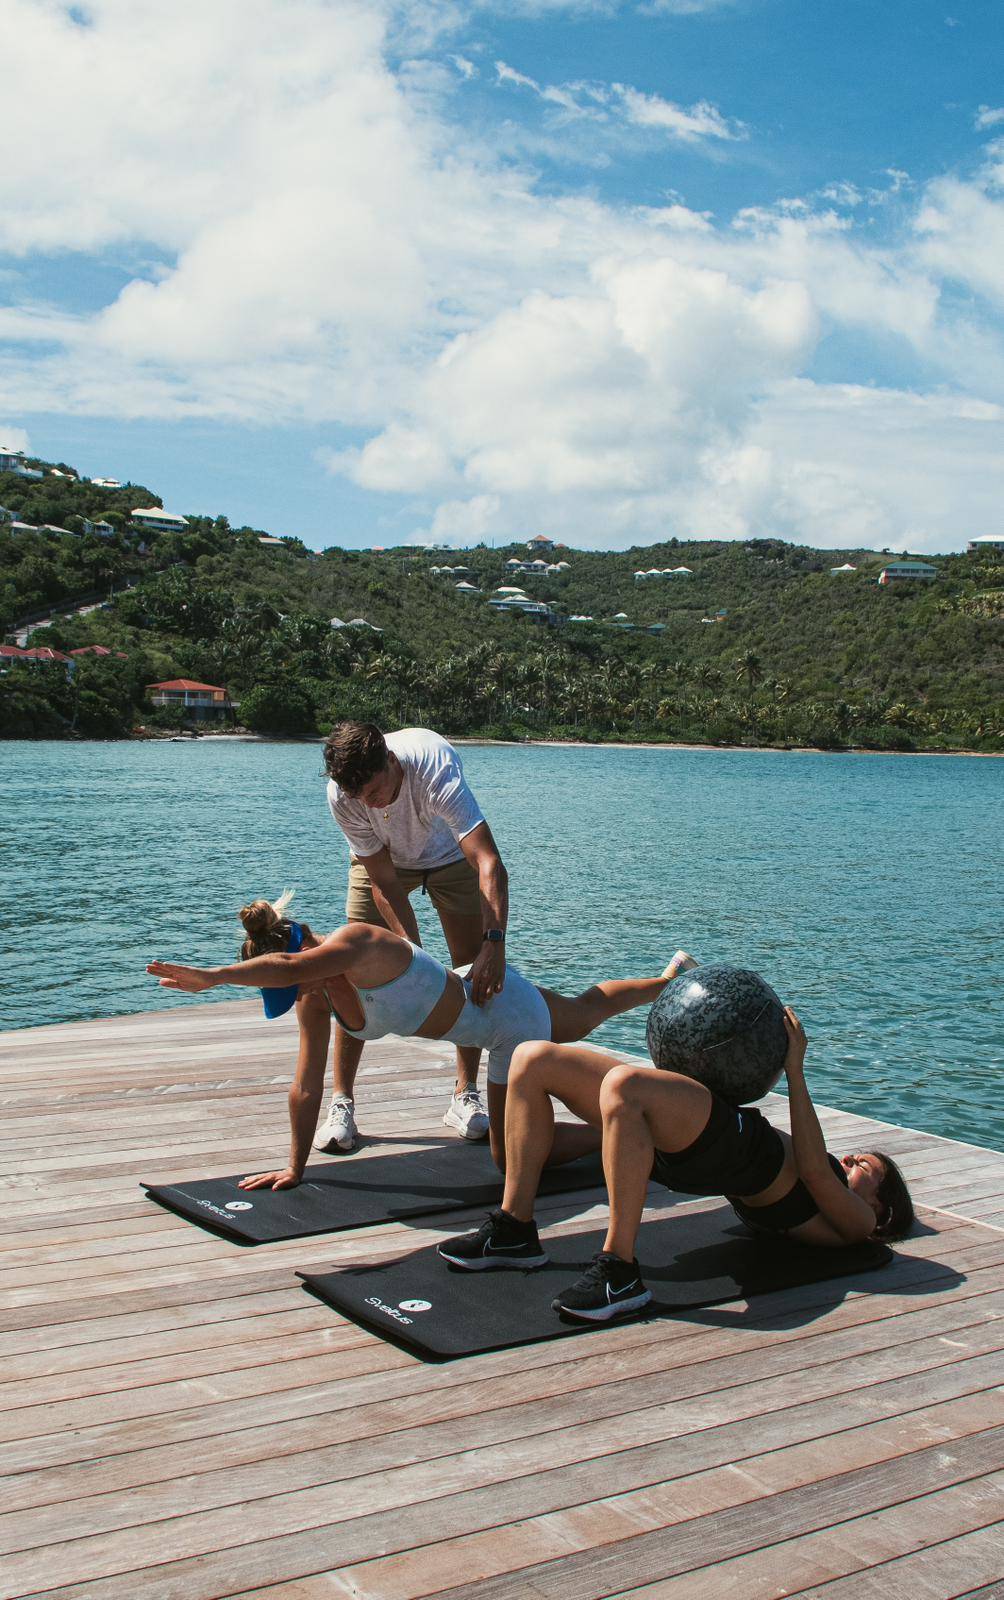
[4,1003,1003,1600]
[575,1490,1004,1600]
[4,1245,1001,1444]
[6,1433,1001,1600]
[379,1460,1004,1600]
[3,1388,991,1574]
[785,1521,1004,1599]
[293,1465,1004,1600]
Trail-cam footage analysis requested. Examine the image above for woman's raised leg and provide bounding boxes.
[542,950,696,1046]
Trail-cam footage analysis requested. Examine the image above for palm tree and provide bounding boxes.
[734,649,763,739]
[734,649,763,694]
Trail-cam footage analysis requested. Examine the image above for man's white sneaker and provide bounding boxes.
[314,1097,357,1152]
[443,1088,490,1141]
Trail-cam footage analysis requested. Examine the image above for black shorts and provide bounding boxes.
[650,1093,785,1198]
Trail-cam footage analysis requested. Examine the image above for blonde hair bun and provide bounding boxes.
[238,890,296,958]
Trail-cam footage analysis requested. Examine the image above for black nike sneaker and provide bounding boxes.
[437,1208,549,1270]
[552,1251,653,1321]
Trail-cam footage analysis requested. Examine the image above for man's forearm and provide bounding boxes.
[371,880,422,942]
[479,855,509,933]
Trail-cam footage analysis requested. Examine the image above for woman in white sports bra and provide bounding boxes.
[148,891,684,1191]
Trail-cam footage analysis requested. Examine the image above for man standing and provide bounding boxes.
[318,721,509,1151]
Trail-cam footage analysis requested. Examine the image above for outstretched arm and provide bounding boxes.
[147,929,355,995]
[783,1008,879,1244]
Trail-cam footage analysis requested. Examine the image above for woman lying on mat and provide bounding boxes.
[438,984,914,1324]
[147,892,689,1189]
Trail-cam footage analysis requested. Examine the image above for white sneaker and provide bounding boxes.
[663,950,699,980]
[443,1088,490,1141]
[314,1097,357,1152]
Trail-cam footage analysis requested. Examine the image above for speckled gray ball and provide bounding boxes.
[646,964,787,1103]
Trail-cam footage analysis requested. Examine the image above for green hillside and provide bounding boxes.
[1,456,1001,750]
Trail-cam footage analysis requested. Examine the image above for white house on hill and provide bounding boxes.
[878,562,937,585]
[131,508,189,534]
[0,450,43,480]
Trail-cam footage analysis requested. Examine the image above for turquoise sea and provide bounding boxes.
[3,739,1002,1150]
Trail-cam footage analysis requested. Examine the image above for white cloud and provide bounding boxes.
[1,0,1003,553]
[915,174,1004,309]
[975,106,1004,130]
[493,60,743,142]
[614,85,744,142]
[0,425,31,454]
[690,384,1004,553]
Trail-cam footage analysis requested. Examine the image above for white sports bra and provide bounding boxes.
[332,942,448,1039]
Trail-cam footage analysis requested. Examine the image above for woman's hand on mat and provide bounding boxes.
[238,1167,302,1190]
[469,942,505,1006]
[147,960,217,993]
[783,1006,808,1073]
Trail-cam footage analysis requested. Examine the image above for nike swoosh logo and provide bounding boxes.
[607,1280,642,1300]
[485,1239,533,1252]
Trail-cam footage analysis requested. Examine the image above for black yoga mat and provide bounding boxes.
[142,1139,605,1243]
[298,1201,892,1358]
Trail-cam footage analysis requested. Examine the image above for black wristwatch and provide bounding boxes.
[483,928,506,944]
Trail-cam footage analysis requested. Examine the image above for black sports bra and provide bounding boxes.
[729,1153,849,1234]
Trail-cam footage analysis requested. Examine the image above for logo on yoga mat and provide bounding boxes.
[224,1200,253,1211]
[399,1299,431,1313]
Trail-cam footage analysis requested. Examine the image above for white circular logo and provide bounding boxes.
[399,1299,431,1313]
[225,1200,253,1211]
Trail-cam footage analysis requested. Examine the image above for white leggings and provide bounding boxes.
[440,963,553,1084]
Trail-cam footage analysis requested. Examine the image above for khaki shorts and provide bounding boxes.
[346,855,481,925]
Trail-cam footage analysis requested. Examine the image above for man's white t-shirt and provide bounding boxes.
[327,729,485,871]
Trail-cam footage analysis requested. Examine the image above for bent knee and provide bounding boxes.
[599,1061,652,1111]
[508,1039,555,1083]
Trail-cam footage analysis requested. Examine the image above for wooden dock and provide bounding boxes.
[2,999,1003,1600]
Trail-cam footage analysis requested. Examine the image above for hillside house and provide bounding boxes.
[80,518,116,538]
[878,562,937,585]
[967,535,1004,554]
[0,450,43,479]
[830,563,857,575]
[488,596,556,624]
[131,508,189,535]
[525,534,556,553]
[146,679,232,719]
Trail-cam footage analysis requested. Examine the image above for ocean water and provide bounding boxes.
[3,738,1002,1149]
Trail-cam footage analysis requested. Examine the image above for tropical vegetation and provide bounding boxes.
[1,456,1001,751]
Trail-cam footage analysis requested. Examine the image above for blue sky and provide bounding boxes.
[2,0,1003,552]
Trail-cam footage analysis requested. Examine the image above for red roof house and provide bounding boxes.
[146,679,232,716]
